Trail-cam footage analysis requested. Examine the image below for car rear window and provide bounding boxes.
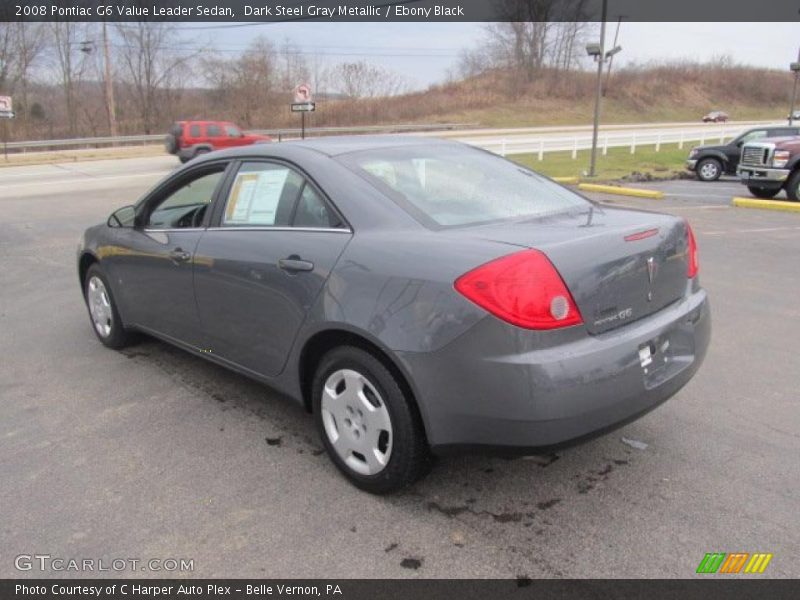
[340,144,589,228]
[189,124,201,137]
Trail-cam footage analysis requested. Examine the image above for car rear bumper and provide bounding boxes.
[399,286,710,453]
[737,166,788,188]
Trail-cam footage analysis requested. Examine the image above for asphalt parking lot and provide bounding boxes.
[1,157,798,578]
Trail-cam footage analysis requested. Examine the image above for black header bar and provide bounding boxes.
[4,0,800,22]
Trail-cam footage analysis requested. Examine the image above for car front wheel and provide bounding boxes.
[785,170,800,202]
[696,158,722,182]
[84,264,135,349]
[312,346,430,494]
[747,186,779,199]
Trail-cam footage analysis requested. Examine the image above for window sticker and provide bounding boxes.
[224,168,289,226]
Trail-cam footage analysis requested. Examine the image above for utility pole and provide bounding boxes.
[102,21,118,139]
[589,0,608,178]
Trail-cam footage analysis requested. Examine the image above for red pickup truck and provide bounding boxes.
[165,120,271,163]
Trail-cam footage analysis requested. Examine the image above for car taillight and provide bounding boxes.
[686,221,699,278]
[454,249,583,330]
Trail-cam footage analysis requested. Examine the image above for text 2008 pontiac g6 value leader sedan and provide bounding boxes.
[78,137,710,493]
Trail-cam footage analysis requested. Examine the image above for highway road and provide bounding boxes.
[1,154,798,579]
[0,118,767,198]
[2,119,777,165]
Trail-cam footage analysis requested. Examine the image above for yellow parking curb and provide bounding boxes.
[732,197,800,213]
[552,176,580,184]
[578,183,664,199]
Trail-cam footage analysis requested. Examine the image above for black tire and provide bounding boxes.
[83,264,136,349]
[747,185,780,199]
[785,170,800,202]
[696,157,722,182]
[312,346,430,494]
[164,134,178,154]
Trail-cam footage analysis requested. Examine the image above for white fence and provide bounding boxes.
[466,126,752,159]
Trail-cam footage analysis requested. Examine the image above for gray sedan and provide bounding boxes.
[78,137,711,493]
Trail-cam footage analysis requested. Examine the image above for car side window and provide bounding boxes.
[207,123,222,137]
[739,130,767,144]
[189,124,201,137]
[772,128,799,137]
[293,183,343,229]
[146,169,224,230]
[222,162,305,227]
[225,125,242,137]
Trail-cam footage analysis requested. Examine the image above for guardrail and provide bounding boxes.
[2,123,472,153]
[466,126,754,158]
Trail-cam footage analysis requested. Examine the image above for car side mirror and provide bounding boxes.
[108,205,137,228]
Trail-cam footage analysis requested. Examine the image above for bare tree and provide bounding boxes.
[0,23,46,112]
[114,22,195,133]
[483,0,594,80]
[50,22,93,136]
[203,36,280,126]
[330,61,405,99]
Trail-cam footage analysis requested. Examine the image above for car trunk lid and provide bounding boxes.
[453,207,690,334]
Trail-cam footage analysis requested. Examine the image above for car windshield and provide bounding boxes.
[340,144,590,227]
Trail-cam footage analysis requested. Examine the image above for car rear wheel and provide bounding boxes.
[164,134,179,154]
[696,158,722,182]
[786,170,800,202]
[312,346,430,494]
[84,264,135,349]
[747,186,779,199]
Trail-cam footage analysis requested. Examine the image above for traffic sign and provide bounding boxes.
[291,102,316,112]
[0,111,15,119]
[0,96,12,112]
[293,83,312,104]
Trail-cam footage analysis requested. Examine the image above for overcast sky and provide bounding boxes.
[188,22,800,90]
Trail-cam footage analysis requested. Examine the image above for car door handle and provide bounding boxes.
[169,248,191,263]
[278,257,314,272]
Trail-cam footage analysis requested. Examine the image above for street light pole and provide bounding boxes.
[603,15,624,96]
[788,47,800,126]
[589,0,608,178]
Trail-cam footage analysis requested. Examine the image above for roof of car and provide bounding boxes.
[287,135,455,156]
[195,135,458,162]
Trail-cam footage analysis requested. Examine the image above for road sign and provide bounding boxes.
[291,102,316,113]
[0,96,12,112]
[293,83,312,104]
[0,111,14,119]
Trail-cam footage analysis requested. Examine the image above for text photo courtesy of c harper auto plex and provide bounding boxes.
[0,0,799,598]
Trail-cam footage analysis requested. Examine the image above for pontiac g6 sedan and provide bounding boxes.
[78,137,710,493]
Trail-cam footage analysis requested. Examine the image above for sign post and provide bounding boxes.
[292,84,315,140]
[0,96,15,161]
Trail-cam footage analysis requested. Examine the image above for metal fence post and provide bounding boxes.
[538,140,544,161]
[572,138,577,160]
[630,133,636,154]
[655,133,661,152]
[679,131,684,149]
[603,136,608,156]
[501,139,506,157]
